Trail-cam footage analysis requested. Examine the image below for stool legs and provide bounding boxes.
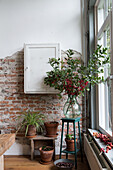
[78,122,83,162]
[66,122,69,159]
[59,121,64,159]
[53,139,55,161]
[73,121,77,169]
[31,139,34,160]
[59,118,82,169]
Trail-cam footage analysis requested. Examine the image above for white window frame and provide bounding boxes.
[94,0,113,136]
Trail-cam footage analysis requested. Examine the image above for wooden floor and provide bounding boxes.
[4,155,90,170]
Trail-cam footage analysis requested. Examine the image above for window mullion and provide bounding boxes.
[105,0,108,18]
[104,31,109,130]
[98,12,111,39]
[110,1,113,135]
[95,0,100,7]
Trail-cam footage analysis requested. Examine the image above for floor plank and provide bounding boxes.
[4,155,90,170]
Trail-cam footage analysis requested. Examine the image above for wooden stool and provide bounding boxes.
[29,135,57,160]
[59,117,83,169]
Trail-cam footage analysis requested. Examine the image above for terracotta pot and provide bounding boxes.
[44,121,59,137]
[27,125,36,136]
[39,146,54,163]
[65,138,75,151]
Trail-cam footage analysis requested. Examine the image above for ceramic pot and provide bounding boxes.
[44,121,59,137]
[39,146,54,163]
[65,138,75,151]
[27,125,36,136]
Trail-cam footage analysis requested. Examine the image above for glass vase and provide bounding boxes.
[63,97,81,118]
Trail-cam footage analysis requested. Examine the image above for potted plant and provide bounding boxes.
[65,134,75,151]
[44,45,110,118]
[39,146,54,164]
[44,121,59,137]
[17,111,45,137]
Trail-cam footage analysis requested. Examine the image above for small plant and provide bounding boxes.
[17,111,45,136]
[66,134,74,140]
[65,134,75,151]
[42,146,53,151]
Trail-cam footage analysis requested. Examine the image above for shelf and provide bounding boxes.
[61,117,81,122]
[61,148,80,154]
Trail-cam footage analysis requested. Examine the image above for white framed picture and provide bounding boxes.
[24,43,60,94]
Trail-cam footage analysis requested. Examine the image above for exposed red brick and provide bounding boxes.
[12,101,21,103]
[16,67,24,70]
[0,105,6,107]
[15,112,22,114]
[9,116,16,118]
[34,108,46,111]
[10,108,21,111]
[4,59,15,62]
[0,108,6,111]
[5,74,17,77]
[53,111,58,114]
[0,101,9,104]
[4,111,16,114]
[5,82,17,84]
[0,54,83,136]
[21,104,27,107]
[46,111,52,114]
[5,97,16,100]
[29,104,36,107]
[7,127,16,129]
[22,108,28,111]
[34,101,45,104]
[22,100,33,104]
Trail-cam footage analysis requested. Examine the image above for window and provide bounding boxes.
[97,0,112,31]
[95,0,112,135]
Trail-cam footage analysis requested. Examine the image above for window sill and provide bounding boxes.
[88,129,113,168]
[99,126,112,137]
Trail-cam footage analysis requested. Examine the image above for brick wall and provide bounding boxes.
[0,50,84,155]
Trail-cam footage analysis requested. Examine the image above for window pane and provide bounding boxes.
[98,0,112,31]
[98,36,105,129]
[108,0,112,13]
[106,28,112,132]
[98,28,112,133]
[98,0,105,31]
[99,83,105,129]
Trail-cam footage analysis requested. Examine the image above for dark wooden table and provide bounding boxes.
[29,135,57,160]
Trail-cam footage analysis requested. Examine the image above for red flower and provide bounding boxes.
[85,81,88,86]
[100,148,105,153]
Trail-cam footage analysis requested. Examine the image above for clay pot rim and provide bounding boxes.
[65,138,74,142]
[28,124,36,127]
[44,121,59,125]
[39,146,54,152]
